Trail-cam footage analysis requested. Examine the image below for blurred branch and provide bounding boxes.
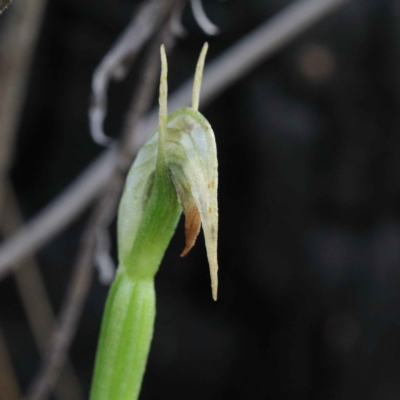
[23,2,185,399]
[0,0,84,398]
[190,0,219,36]
[2,183,84,400]
[0,0,347,279]
[0,326,20,400]
[0,0,12,14]
[0,0,47,210]
[90,0,173,146]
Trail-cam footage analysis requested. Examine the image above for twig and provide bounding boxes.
[0,0,12,14]
[0,326,20,400]
[170,2,187,37]
[24,3,185,399]
[2,183,84,400]
[90,0,170,146]
[0,0,83,397]
[190,0,219,35]
[0,149,117,278]
[0,0,47,211]
[0,0,347,279]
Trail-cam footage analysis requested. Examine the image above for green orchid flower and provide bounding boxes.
[89,43,219,400]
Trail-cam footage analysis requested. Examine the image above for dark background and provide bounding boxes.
[2,0,400,399]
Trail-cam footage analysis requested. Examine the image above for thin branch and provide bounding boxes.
[190,0,219,36]
[2,183,84,400]
[23,3,184,399]
[0,149,117,278]
[0,326,20,400]
[23,201,103,400]
[0,0,347,279]
[94,227,115,284]
[0,0,12,14]
[0,0,83,396]
[0,0,47,210]
[0,0,83,397]
[90,0,171,146]
[170,2,187,37]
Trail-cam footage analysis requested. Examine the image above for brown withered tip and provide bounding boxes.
[180,203,201,257]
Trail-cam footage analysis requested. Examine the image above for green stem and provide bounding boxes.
[90,165,181,400]
[89,276,155,400]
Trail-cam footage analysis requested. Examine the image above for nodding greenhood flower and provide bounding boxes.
[90,44,219,400]
[119,43,218,299]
